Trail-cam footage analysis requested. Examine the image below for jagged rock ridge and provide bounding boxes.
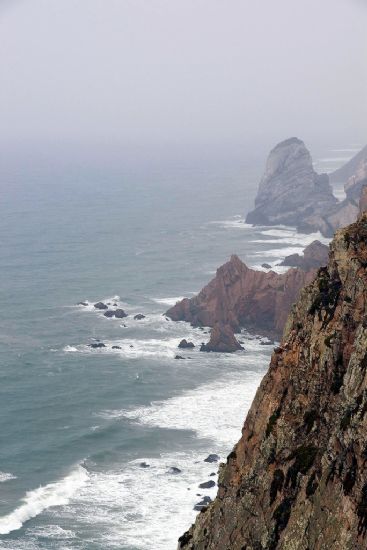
[178,214,367,550]
[166,255,317,337]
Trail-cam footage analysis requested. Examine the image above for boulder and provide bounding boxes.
[175,355,185,360]
[115,309,128,318]
[204,454,220,463]
[139,462,150,468]
[94,302,108,310]
[90,342,106,349]
[103,310,115,318]
[134,314,146,320]
[168,467,182,474]
[198,480,216,489]
[112,345,122,350]
[178,339,195,349]
[261,263,272,269]
[200,324,244,353]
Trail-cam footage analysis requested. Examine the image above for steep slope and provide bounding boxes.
[166,255,317,337]
[330,144,367,183]
[245,137,337,232]
[178,214,367,550]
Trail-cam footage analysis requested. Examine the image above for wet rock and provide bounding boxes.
[94,302,108,310]
[178,339,195,349]
[204,454,220,463]
[168,467,182,474]
[261,263,272,269]
[112,345,122,350]
[199,480,216,489]
[200,324,243,353]
[103,310,115,318]
[78,301,88,306]
[134,314,146,320]
[260,339,275,346]
[114,309,128,318]
[175,355,185,360]
[139,462,150,468]
[90,342,106,349]
[209,472,216,477]
[194,496,212,511]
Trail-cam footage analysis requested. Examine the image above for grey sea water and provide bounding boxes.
[0,144,354,549]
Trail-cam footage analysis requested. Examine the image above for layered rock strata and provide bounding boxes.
[178,214,367,550]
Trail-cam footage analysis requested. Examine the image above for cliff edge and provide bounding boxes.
[178,214,367,549]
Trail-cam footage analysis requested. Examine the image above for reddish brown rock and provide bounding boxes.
[178,213,367,550]
[200,323,243,353]
[166,255,316,337]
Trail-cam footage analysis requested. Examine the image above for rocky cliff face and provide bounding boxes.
[166,255,317,337]
[245,138,337,232]
[178,214,367,550]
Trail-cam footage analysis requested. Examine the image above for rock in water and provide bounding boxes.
[166,255,315,337]
[200,324,243,353]
[178,339,195,349]
[177,213,367,549]
[94,302,108,310]
[134,314,146,320]
[245,137,337,233]
[279,240,329,270]
[204,454,220,463]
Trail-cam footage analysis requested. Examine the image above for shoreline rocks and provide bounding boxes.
[279,240,329,270]
[200,323,243,353]
[178,339,195,349]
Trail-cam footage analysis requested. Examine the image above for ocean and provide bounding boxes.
[0,143,357,549]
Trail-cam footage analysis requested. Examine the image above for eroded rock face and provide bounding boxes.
[178,214,367,550]
[166,255,316,337]
[245,137,337,231]
[200,323,243,353]
[279,240,329,270]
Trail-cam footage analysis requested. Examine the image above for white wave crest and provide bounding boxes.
[0,472,17,483]
[0,465,88,535]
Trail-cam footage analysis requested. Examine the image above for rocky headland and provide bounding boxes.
[245,138,337,233]
[166,254,319,338]
[246,138,367,237]
[178,213,367,550]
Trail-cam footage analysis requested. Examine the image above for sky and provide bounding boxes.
[0,0,366,154]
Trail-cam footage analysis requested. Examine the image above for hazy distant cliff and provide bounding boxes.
[245,138,337,232]
[178,214,367,549]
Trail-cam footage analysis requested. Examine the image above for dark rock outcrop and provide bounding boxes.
[200,323,243,353]
[166,255,316,337]
[245,138,337,232]
[178,214,367,550]
[279,240,329,270]
[104,309,128,319]
[90,342,106,348]
[94,302,108,310]
[134,314,146,320]
[178,339,195,349]
[204,454,220,463]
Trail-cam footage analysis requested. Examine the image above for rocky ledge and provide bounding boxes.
[279,240,329,270]
[166,255,317,337]
[245,137,337,232]
[178,214,367,550]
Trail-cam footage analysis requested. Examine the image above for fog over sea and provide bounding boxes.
[0,144,357,549]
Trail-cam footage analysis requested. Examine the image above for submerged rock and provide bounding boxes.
[90,342,106,349]
[134,314,146,320]
[261,263,272,269]
[168,467,182,474]
[139,462,150,468]
[175,355,185,360]
[78,301,88,306]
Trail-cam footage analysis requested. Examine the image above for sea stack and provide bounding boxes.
[246,137,337,233]
[178,214,367,549]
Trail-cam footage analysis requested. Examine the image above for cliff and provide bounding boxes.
[245,138,337,232]
[330,144,367,184]
[166,255,317,337]
[178,214,367,550]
